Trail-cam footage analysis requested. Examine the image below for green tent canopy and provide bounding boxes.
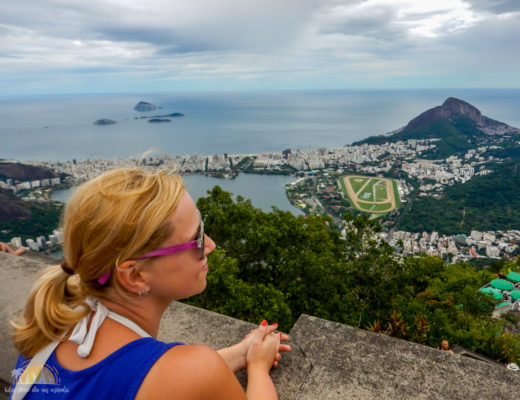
[506,271,520,283]
[510,290,520,301]
[479,287,502,300]
[490,279,514,291]
[498,301,513,308]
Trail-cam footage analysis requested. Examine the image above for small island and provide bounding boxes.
[94,119,116,125]
[135,112,185,120]
[134,101,158,111]
[148,118,170,123]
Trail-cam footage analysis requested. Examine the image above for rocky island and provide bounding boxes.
[148,118,170,123]
[135,112,185,120]
[134,101,158,111]
[94,119,116,125]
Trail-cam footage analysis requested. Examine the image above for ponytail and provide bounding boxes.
[11,265,89,357]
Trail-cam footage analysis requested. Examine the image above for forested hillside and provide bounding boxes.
[397,159,520,234]
[358,115,496,159]
[187,187,520,364]
[0,162,64,241]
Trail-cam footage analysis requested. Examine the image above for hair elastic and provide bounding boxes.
[97,271,112,285]
[61,261,75,275]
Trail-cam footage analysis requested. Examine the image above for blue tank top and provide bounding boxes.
[10,338,183,399]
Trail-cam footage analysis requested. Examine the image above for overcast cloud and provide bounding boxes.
[0,0,518,94]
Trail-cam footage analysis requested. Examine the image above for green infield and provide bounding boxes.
[375,183,387,202]
[372,202,392,211]
[364,179,377,197]
[359,191,373,201]
[357,202,392,212]
[349,177,368,194]
[357,202,376,211]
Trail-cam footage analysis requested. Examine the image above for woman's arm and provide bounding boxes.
[244,326,280,400]
[217,322,291,372]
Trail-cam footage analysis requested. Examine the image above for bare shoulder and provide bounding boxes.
[136,344,246,400]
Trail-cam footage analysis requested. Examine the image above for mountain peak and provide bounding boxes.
[402,97,517,135]
[441,97,482,123]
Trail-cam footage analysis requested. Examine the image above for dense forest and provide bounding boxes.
[397,159,520,234]
[186,186,520,364]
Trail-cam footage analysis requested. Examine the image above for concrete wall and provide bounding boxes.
[1,252,519,399]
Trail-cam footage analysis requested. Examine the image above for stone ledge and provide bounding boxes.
[290,314,520,400]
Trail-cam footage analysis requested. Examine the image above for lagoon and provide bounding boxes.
[50,173,303,215]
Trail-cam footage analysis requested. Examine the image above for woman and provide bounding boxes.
[0,242,25,256]
[10,168,290,399]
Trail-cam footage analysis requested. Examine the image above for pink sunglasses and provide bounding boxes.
[98,214,205,285]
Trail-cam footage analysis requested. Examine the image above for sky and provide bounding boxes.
[1,0,519,94]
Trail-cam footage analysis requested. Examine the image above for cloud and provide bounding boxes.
[315,3,406,41]
[466,0,520,14]
[0,0,518,93]
[312,0,480,41]
[0,0,318,51]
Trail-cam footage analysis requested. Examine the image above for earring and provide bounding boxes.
[138,289,150,297]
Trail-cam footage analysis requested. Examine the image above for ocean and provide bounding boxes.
[2,89,519,161]
[5,89,520,214]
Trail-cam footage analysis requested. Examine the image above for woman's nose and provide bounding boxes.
[204,234,216,255]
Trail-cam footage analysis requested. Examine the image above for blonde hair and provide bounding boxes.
[12,168,185,357]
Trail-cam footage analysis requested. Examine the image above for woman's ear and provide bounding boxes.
[116,259,148,295]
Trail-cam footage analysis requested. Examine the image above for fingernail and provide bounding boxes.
[279,332,282,338]
[273,322,278,327]
[261,319,267,326]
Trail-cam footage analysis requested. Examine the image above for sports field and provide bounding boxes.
[340,175,400,216]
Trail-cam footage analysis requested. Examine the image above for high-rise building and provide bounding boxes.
[26,239,39,252]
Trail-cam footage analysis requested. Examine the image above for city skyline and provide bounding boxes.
[1,0,519,95]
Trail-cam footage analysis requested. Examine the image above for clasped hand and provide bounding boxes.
[217,320,291,372]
